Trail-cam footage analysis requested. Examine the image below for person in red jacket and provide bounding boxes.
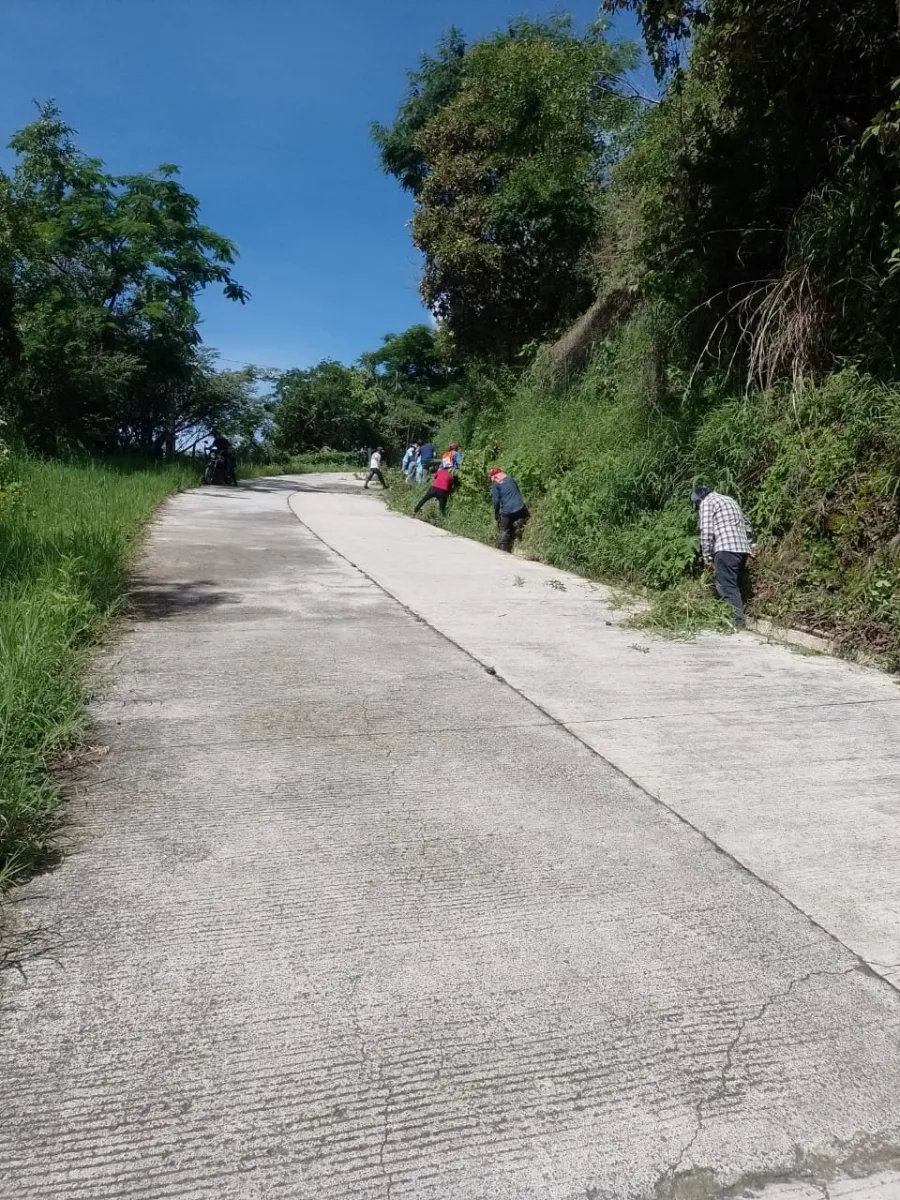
[413,464,455,517]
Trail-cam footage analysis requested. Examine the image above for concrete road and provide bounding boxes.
[2,475,900,1200]
[290,476,900,993]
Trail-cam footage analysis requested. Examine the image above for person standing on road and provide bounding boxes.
[691,485,755,627]
[490,467,530,553]
[413,463,455,517]
[364,447,388,490]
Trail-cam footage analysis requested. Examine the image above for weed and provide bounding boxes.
[624,579,736,638]
[0,456,197,887]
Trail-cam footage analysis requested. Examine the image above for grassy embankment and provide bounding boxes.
[0,456,197,889]
[389,320,900,659]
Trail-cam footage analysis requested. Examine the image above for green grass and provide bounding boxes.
[623,578,736,639]
[239,450,364,477]
[415,323,900,655]
[0,456,198,887]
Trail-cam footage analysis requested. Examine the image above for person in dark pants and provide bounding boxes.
[490,467,530,552]
[210,428,237,485]
[692,485,755,627]
[414,464,455,516]
[364,447,388,489]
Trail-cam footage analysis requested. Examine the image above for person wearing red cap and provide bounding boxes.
[489,467,529,552]
[413,462,456,517]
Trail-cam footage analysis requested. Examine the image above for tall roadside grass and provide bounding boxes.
[0,456,197,888]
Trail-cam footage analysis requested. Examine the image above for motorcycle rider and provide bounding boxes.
[210,428,237,486]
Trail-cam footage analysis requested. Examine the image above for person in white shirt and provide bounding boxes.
[364,447,388,489]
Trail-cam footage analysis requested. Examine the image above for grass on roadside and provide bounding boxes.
[239,450,363,478]
[382,473,500,545]
[0,456,198,888]
[623,577,736,639]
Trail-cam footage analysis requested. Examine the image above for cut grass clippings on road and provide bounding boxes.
[624,577,736,639]
[0,456,198,889]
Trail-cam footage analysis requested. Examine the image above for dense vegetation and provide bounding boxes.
[270,325,463,457]
[370,5,900,660]
[0,457,197,885]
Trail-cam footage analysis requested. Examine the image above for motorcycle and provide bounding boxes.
[202,446,236,486]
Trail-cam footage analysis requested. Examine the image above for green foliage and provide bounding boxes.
[0,103,249,455]
[271,326,464,458]
[246,450,363,476]
[604,0,900,379]
[371,29,468,195]
[0,455,197,885]
[273,361,367,454]
[376,18,638,359]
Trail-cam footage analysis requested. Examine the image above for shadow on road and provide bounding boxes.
[129,580,241,622]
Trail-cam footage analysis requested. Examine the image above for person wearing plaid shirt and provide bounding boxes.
[691,486,755,627]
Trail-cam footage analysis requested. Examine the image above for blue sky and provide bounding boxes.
[0,0,645,372]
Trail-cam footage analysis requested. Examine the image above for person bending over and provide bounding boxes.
[490,467,529,552]
[414,464,455,517]
[691,485,755,627]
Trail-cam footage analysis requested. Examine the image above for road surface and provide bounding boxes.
[2,473,900,1200]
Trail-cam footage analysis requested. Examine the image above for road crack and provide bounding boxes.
[659,965,859,1196]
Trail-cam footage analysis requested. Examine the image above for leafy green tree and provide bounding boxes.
[372,29,468,195]
[0,103,248,453]
[273,361,368,453]
[378,20,638,360]
[360,324,460,407]
[605,0,900,377]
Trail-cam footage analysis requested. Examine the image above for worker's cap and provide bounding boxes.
[489,467,503,479]
[690,485,712,509]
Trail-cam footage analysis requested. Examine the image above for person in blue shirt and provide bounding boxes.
[489,467,529,552]
[415,442,434,483]
[401,442,419,482]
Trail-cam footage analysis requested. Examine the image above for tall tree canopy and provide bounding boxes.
[272,326,461,456]
[374,19,638,361]
[0,103,249,454]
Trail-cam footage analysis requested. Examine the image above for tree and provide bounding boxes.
[273,361,367,453]
[601,0,704,78]
[377,20,638,360]
[371,29,468,196]
[360,324,460,409]
[604,0,900,378]
[0,103,248,453]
